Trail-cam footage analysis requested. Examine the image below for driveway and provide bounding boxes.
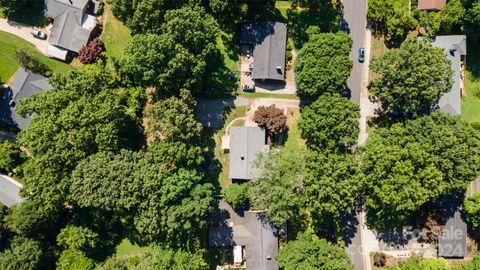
[0,19,49,54]
[341,0,368,104]
[0,174,24,207]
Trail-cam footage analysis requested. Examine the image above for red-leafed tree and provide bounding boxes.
[253,105,287,139]
[78,38,105,64]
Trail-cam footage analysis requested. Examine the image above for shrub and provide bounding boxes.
[373,252,386,267]
[222,184,250,210]
[0,141,25,173]
[14,50,50,75]
[78,38,105,64]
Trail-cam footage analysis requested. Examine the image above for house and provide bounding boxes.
[240,22,287,81]
[438,210,467,258]
[420,35,466,115]
[0,68,53,130]
[44,0,98,60]
[0,174,24,207]
[229,126,268,181]
[417,0,446,11]
[209,199,279,270]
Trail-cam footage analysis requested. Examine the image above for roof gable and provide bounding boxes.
[229,126,268,180]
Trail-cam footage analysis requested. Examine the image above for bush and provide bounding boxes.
[14,50,50,75]
[78,38,105,64]
[373,252,386,267]
[0,141,25,173]
[222,184,250,210]
[97,1,105,15]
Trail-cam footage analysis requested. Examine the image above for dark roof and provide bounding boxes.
[48,10,92,53]
[0,68,52,130]
[417,0,446,10]
[209,200,279,270]
[241,22,287,81]
[229,127,268,180]
[44,0,88,23]
[438,210,467,258]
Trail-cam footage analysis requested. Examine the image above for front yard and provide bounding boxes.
[0,31,72,82]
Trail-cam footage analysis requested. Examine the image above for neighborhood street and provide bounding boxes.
[341,0,368,104]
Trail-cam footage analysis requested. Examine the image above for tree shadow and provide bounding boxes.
[341,210,359,246]
[204,48,239,98]
[467,39,480,79]
[8,1,46,27]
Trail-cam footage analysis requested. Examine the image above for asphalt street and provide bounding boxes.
[341,0,368,104]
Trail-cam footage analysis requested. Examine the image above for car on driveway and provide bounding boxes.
[358,47,365,63]
[30,30,47,40]
[242,84,255,92]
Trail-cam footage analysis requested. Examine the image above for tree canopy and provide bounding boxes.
[250,148,305,226]
[362,112,480,227]
[276,229,354,270]
[464,193,480,229]
[369,38,453,117]
[299,94,359,152]
[253,105,287,140]
[294,32,353,99]
[0,236,45,270]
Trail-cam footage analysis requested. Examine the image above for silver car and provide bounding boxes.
[30,30,47,40]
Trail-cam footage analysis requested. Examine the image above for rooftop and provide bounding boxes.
[209,199,279,270]
[241,22,287,81]
[420,35,467,116]
[0,68,53,130]
[0,174,24,207]
[417,0,446,10]
[229,126,268,180]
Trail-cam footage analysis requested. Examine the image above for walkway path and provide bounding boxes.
[0,19,49,54]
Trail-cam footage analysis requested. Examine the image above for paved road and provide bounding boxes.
[0,19,49,54]
[0,174,24,207]
[341,0,368,104]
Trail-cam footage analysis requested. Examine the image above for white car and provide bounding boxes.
[30,30,47,40]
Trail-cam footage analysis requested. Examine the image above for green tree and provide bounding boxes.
[368,38,453,117]
[295,32,353,99]
[0,0,35,18]
[276,229,353,270]
[362,112,480,228]
[465,0,480,41]
[222,183,250,209]
[368,0,417,39]
[250,148,305,226]
[0,141,25,173]
[136,246,208,270]
[461,252,480,270]
[56,249,95,270]
[56,225,99,252]
[0,236,44,270]
[305,152,361,236]
[299,94,359,152]
[464,193,480,229]
[15,50,50,76]
[388,256,450,270]
[144,90,202,143]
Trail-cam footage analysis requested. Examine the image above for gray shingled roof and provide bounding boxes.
[44,0,88,23]
[241,22,287,81]
[48,11,92,53]
[229,126,268,180]
[0,68,52,130]
[0,174,24,207]
[209,199,279,270]
[420,35,466,116]
[438,210,467,258]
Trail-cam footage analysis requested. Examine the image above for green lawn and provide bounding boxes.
[100,4,132,62]
[461,39,480,123]
[242,92,300,100]
[275,0,292,19]
[115,239,147,257]
[283,108,306,152]
[216,31,238,73]
[204,106,247,189]
[0,31,73,82]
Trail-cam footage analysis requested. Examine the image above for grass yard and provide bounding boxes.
[283,108,306,152]
[369,34,390,84]
[0,31,73,82]
[461,39,480,123]
[100,4,132,62]
[275,1,292,19]
[216,30,238,73]
[115,239,147,257]
[242,92,300,100]
[204,106,247,189]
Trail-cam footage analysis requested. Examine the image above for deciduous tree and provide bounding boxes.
[253,105,287,140]
[0,141,25,173]
[78,38,105,64]
[368,38,453,117]
[222,184,250,210]
[464,193,480,229]
[0,236,45,270]
[299,94,359,152]
[276,229,353,270]
[295,32,352,99]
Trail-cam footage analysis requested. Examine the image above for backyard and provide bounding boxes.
[0,31,72,82]
[100,4,132,63]
[461,40,480,123]
[283,108,306,152]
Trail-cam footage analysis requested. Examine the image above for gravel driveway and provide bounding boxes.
[0,19,49,54]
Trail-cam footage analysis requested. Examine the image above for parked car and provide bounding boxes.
[358,47,365,63]
[30,30,47,40]
[242,84,255,92]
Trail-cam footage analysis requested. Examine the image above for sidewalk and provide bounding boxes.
[0,18,49,54]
